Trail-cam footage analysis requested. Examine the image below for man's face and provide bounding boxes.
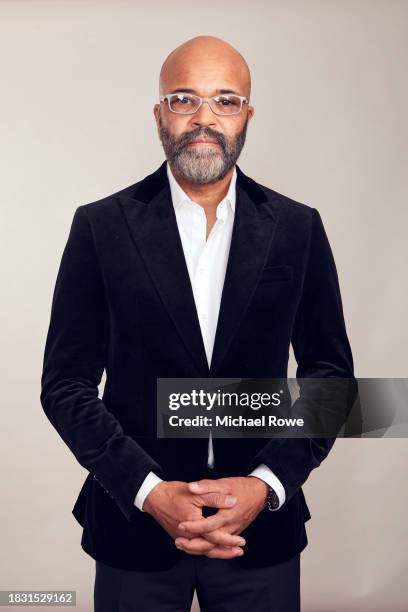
[153,49,254,184]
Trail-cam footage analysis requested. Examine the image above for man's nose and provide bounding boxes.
[191,100,217,127]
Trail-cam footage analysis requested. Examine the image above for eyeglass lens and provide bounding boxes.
[168,93,243,115]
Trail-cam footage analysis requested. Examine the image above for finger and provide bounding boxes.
[179,513,230,534]
[175,537,215,554]
[196,492,237,509]
[188,479,231,495]
[206,546,244,560]
[203,529,246,548]
[177,529,200,540]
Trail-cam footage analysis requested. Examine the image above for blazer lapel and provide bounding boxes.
[120,162,210,376]
[209,171,279,376]
[119,161,280,378]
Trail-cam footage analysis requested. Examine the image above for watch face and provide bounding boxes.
[268,488,279,510]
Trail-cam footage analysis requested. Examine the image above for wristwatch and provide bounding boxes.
[265,485,280,511]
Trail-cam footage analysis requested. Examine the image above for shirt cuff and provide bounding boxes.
[134,471,163,512]
[249,463,286,510]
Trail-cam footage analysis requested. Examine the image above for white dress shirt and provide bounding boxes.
[134,162,286,512]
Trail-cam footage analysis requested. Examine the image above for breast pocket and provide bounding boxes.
[259,264,294,283]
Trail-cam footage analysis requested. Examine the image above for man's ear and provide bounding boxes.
[247,105,255,122]
[153,104,161,138]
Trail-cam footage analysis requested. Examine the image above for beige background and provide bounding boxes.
[1,1,407,610]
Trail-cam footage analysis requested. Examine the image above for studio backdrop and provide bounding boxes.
[1,1,407,611]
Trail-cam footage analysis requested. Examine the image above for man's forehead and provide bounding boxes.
[160,60,249,96]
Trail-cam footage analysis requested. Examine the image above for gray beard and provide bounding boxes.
[159,119,248,185]
[170,148,230,184]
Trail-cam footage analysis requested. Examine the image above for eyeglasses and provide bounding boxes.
[160,92,249,116]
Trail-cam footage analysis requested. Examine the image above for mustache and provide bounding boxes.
[176,127,227,151]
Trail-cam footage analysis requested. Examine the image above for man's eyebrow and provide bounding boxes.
[167,88,240,95]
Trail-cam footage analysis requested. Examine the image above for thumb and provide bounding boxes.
[188,479,231,495]
[196,491,237,509]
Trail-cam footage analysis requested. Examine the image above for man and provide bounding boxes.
[40,35,354,611]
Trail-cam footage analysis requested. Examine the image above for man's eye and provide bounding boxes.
[175,96,191,104]
[216,97,238,106]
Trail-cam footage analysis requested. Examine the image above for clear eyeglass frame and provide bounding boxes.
[159,92,249,116]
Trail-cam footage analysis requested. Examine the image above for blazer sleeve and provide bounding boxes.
[247,207,356,506]
[40,205,164,522]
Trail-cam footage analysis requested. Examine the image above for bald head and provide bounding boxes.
[159,35,251,99]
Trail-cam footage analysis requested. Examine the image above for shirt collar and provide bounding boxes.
[166,161,237,220]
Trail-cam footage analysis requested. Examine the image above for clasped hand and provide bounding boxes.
[143,476,268,559]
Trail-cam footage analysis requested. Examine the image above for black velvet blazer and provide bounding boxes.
[40,161,354,571]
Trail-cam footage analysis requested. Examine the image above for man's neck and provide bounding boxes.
[168,163,235,214]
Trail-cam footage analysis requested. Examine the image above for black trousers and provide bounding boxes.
[94,552,301,612]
